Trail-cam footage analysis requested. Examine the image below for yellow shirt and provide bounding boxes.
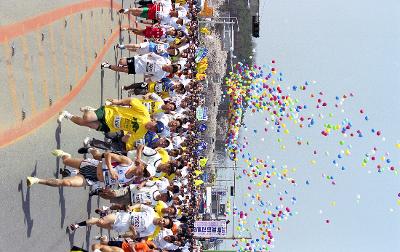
[148,81,170,99]
[156,148,170,163]
[154,200,168,216]
[140,99,164,115]
[104,98,150,136]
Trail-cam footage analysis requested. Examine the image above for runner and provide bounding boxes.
[101,52,180,82]
[70,204,173,239]
[26,150,146,188]
[57,98,165,144]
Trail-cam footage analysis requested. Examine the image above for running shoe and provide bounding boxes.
[51,149,72,159]
[80,106,96,112]
[101,62,110,69]
[118,8,128,14]
[95,208,109,218]
[26,176,39,187]
[57,110,70,123]
[89,188,101,197]
[94,235,108,242]
[83,137,91,147]
[78,147,89,154]
[116,44,125,49]
[60,169,71,178]
[69,223,80,232]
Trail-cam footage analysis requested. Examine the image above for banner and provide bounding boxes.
[196,106,208,121]
[193,220,227,238]
[195,47,209,62]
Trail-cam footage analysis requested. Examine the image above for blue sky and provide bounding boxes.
[220,0,400,251]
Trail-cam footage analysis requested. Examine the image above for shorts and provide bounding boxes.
[109,187,131,205]
[107,241,131,252]
[94,106,111,133]
[113,212,131,233]
[127,57,136,75]
[79,158,100,185]
[124,82,149,95]
[140,7,149,19]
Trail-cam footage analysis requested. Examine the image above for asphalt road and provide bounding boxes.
[0,1,143,251]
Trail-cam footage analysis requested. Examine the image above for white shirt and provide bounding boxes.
[153,113,172,126]
[137,41,169,56]
[127,146,162,177]
[171,135,184,149]
[135,53,170,82]
[129,205,156,237]
[153,229,179,250]
[146,177,170,192]
[129,184,160,205]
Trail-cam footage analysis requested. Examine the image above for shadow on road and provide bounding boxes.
[85,225,92,251]
[113,47,121,99]
[85,194,93,250]
[110,0,114,21]
[18,164,37,237]
[55,124,67,228]
[86,196,92,218]
[100,70,105,106]
[66,227,76,248]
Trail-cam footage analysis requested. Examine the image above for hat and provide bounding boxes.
[156,121,165,133]
[180,167,188,177]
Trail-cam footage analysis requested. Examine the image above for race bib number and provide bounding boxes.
[146,62,155,73]
[130,215,141,228]
[154,82,164,93]
[156,11,161,20]
[113,116,121,129]
[155,44,166,54]
[103,171,117,186]
[114,117,139,132]
[142,102,152,113]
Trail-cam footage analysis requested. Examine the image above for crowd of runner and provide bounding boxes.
[26,1,207,251]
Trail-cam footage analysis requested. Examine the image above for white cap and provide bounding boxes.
[179,167,188,177]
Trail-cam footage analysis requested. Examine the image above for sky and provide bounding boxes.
[220,0,400,251]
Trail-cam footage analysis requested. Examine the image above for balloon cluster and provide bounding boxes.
[223,59,400,251]
[224,61,308,161]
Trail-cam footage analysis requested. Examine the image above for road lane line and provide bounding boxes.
[35,31,49,106]
[85,13,92,66]
[0,0,121,43]
[69,16,80,85]
[2,41,21,122]
[61,20,69,92]
[0,27,121,148]
[49,25,61,99]
[78,15,85,69]
[20,36,38,114]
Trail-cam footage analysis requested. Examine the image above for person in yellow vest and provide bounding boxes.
[57,98,164,145]
[122,78,185,98]
[140,92,176,116]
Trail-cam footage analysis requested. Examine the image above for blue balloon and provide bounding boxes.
[198,124,207,132]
